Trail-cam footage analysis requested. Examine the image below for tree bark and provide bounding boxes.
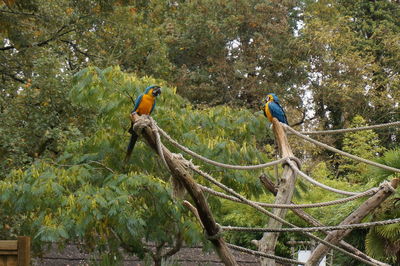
[131,114,238,266]
[258,118,297,266]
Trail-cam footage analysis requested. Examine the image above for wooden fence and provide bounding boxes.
[0,237,30,266]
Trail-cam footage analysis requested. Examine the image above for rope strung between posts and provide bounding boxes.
[156,122,380,196]
[296,121,400,135]
[149,123,309,265]
[284,125,400,173]
[133,116,390,265]
[226,243,305,265]
[156,125,287,170]
[221,217,400,233]
[199,184,378,209]
[286,159,367,196]
[189,164,376,265]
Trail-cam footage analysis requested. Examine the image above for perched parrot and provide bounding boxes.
[125,85,162,162]
[263,93,288,125]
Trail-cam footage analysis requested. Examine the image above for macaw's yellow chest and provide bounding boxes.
[137,94,155,115]
[264,103,273,122]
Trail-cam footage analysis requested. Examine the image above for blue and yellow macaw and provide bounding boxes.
[125,85,162,162]
[263,93,288,125]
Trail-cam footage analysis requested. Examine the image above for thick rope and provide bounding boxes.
[226,243,304,265]
[199,185,378,209]
[142,118,386,265]
[296,121,400,135]
[156,125,287,170]
[149,117,169,169]
[221,217,400,233]
[189,165,376,265]
[286,159,362,196]
[285,125,400,173]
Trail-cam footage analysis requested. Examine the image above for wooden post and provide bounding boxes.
[0,237,30,266]
[17,237,30,266]
[306,179,399,266]
[259,174,390,266]
[258,118,297,266]
[131,114,238,266]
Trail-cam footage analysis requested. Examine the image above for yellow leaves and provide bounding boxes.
[129,7,137,15]
[91,199,97,209]
[92,5,101,14]
[2,0,16,8]
[67,194,75,207]
[43,213,54,227]
[249,22,258,28]
[65,8,74,16]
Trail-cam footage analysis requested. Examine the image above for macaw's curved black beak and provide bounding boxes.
[152,87,161,97]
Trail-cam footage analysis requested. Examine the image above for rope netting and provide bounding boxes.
[136,117,400,265]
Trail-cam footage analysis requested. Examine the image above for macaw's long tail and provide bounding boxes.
[125,131,138,163]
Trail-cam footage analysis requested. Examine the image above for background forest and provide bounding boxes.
[0,0,399,265]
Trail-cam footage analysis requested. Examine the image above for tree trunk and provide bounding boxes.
[258,118,297,266]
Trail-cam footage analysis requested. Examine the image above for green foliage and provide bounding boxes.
[164,0,306,108]
[338,115,385,183]
[365,198,400,264]
[1,66,280,262]
[300,0,400,150]
[369,149,400,186]
[70,66,273,197]
[1,0,400,263]
[0,159,203,263]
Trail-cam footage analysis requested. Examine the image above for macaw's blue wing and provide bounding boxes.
[268,101,288,124]
[133,94,143,112]
[150,100,156,114]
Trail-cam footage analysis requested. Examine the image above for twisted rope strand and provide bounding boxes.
[227,243,304,265]
[149,117,169,169]
[222,218,400,233]
[286,159,362,196]
[190,165,376,265]
[297,121,400,135]
[285,125,400,173]
[156,125,287,170]
[199,185,377,209]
